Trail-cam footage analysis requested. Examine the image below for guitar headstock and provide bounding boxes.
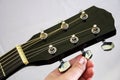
[22,6,116,66]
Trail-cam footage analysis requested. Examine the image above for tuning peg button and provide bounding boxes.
[101,42,114,51]
[61,21,69,30]
[48,45,57,54]
[80,11,88,20]
[91,24,101,34]
[40,31,48,39]
[70,35,79,44]
[82,50,93,59]
[58,60,71,73]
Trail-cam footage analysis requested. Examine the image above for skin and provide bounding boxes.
[45,54,94,80]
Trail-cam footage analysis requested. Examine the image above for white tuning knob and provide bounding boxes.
[58,60,71,73]
[82,50,93,59]
[101,42,114,51]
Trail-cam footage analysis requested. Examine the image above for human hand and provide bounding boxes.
[45,54,94,80]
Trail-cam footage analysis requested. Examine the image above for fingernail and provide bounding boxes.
[79,57,86,64]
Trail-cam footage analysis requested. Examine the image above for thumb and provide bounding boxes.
[60,57,87,80]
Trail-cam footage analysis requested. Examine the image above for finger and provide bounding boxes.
[51,54,83,74]
[79,77,85,80]
[50,54,94,77]
[82,67,94,79]
[86,60,94,68]
[60,57,87,80]
[87,78,92,80]
[69,54,83,65]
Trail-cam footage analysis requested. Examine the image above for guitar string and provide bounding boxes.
[2,22,89,69]
[21,17,80,49]
[26,27,91,57]
[0,29,60,62]
[2,27,91,68]
[21,17,80,50]
[22,28,61,49]
[0,16,81,64]
[0,29,60,65]
[1,14,89,69]
[27,28,91,59]
[5,57,23,76]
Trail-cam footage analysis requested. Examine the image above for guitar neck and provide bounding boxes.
[0,48,24,80]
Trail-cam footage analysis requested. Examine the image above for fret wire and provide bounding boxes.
[0,63,6,77]
[27,28,91,59]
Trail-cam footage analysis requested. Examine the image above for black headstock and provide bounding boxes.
[22,6,116,66]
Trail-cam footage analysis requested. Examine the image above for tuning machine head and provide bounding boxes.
[82,50,93,59]
[70,34,79,44]
[80,10,88,21]
[40,31,48,40]
[48,45,57,55]
[58,60,71,73]
[101,41,114,51]
[91,24,101,34]
[60,21,69,30]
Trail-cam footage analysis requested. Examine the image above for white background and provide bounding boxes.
[0,0,120,80]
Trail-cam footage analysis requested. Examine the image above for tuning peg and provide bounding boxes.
[91,24,101,34]
[70,34,79,44]
[82,50,93,59]
[48,45,57,55]
[40,31,48,39]
[60,21,69,30]
[101,41,114,51]
[80,11,88,21]
[58,60,71,73]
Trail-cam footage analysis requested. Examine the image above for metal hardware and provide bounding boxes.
[80,11,88,20]
[91,24,100,34]
[70,35,79,44]
[58,60,71,73]
[101,41,114,51]
[82,50,93,59]
[40,31,48,39]
[61,21,69,30]
[0,63,6,77]
[48,45,57,54]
